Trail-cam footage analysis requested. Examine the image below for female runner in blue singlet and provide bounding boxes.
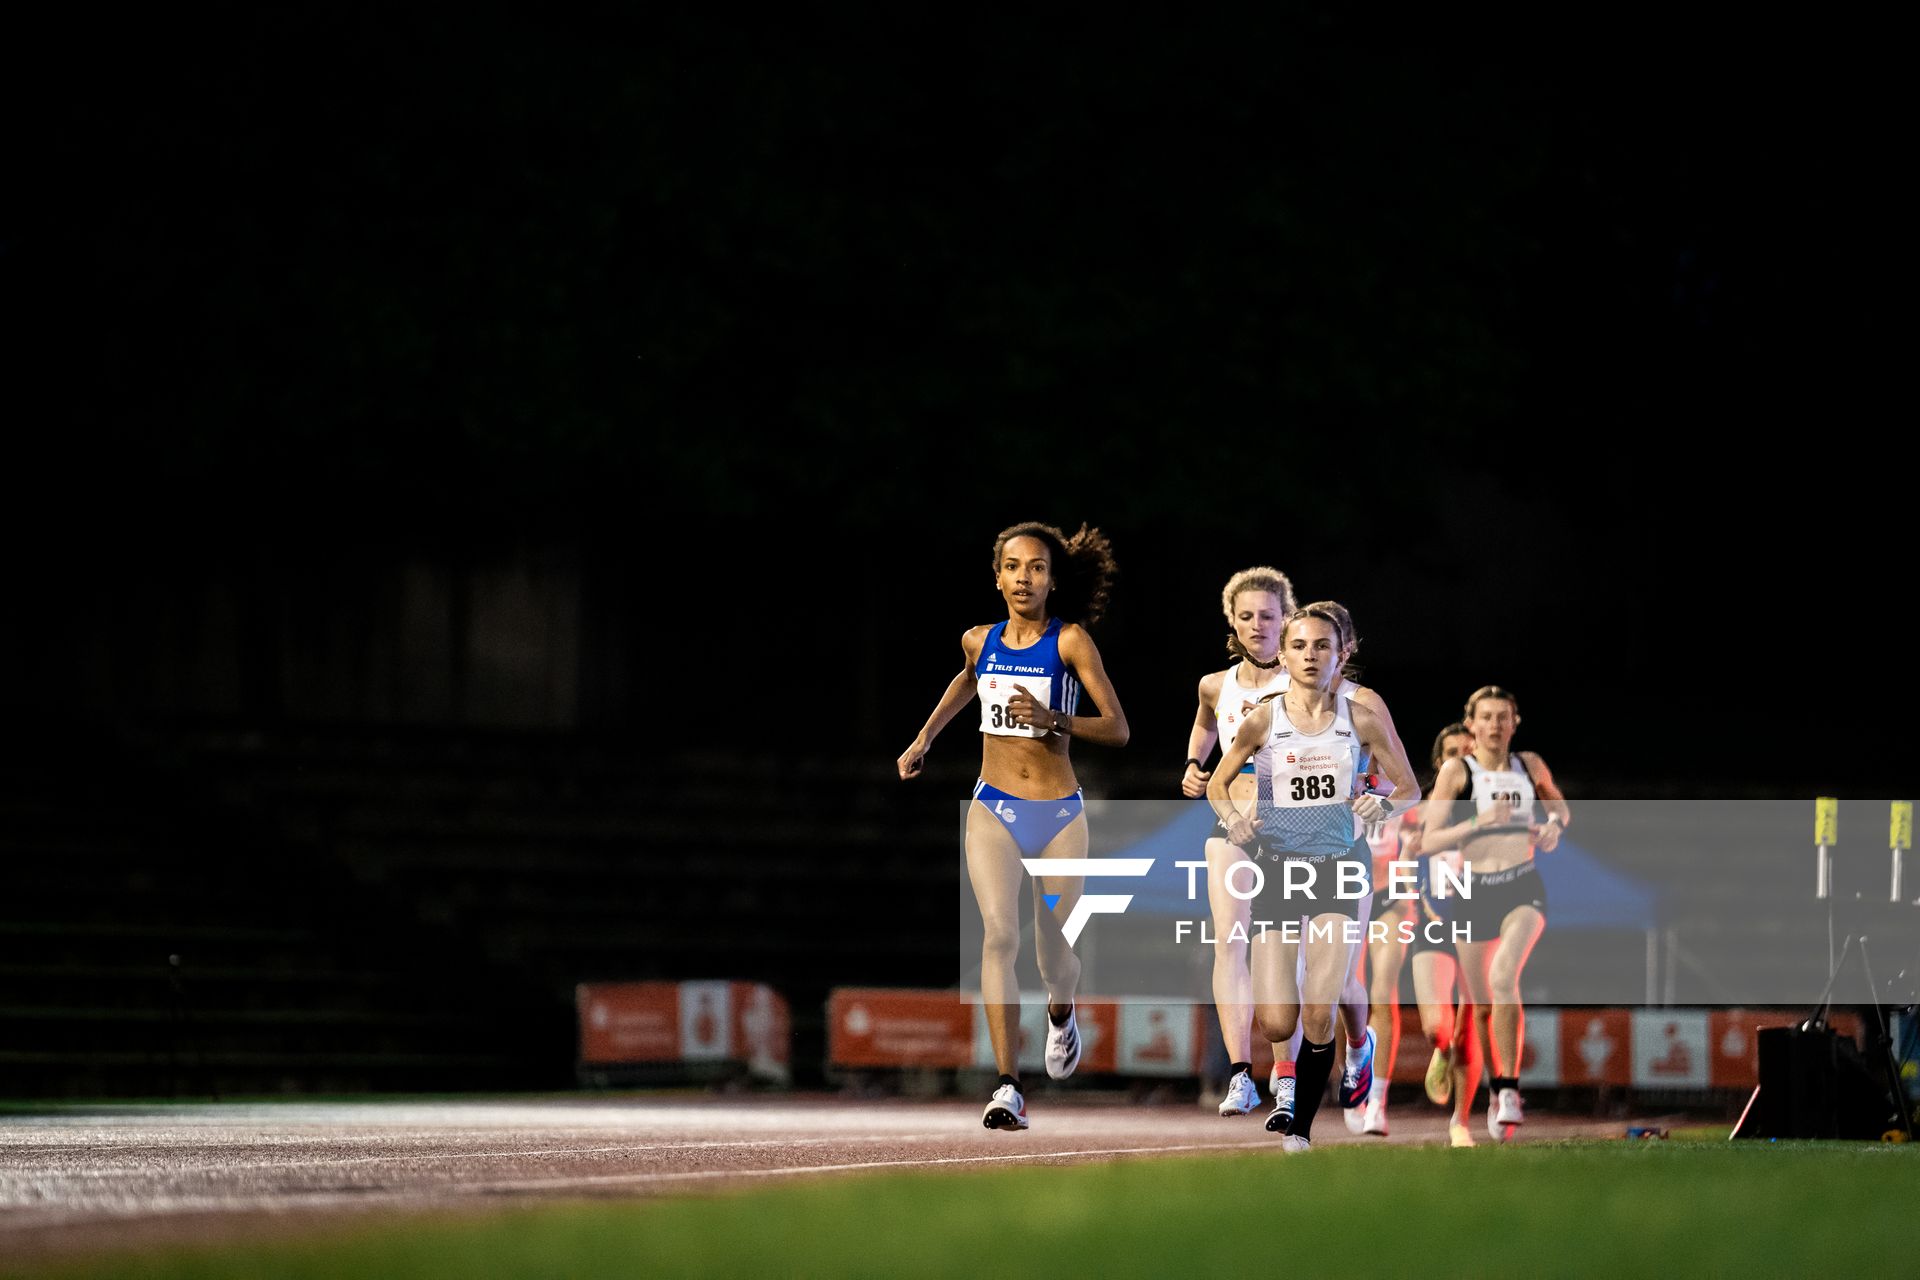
[897,522,1129,1132]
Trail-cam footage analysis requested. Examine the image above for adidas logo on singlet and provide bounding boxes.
[1056,807,1071,818]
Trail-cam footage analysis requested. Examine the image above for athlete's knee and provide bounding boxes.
[981,921,1019,967]
[1488,954,1524,1003]
[1255,1007,1299,1043]
[1489,969,1523,1005]
[1300,1006,1335,1043]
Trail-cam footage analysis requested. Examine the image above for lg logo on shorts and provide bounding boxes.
[1017,858,1154,946]
[994,799,1018,824]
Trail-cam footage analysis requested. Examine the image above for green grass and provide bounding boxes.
[1668,1124,1734,1141]
[13,1140,1917,1279]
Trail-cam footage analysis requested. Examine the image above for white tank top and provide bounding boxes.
[1463,752,1537,834]
[1274,673,1365,770]
[1212,663,1288,757]
[1254,692,1367,856]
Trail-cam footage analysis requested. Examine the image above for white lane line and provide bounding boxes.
[0,1125,984,1156]
[0,1140,1279,1228]
[459,1140,1274,1192]
[0,1134,982,1188]
[0,1192,396,1228]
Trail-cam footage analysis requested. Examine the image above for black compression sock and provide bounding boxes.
[1291,1037,1336,1138]
[1229,1062,1253,1077]
[1492,1075,1518,1093]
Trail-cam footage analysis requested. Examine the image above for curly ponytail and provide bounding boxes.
[990,521,1119,627]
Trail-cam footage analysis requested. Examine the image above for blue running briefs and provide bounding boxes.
[972,780,1085,856]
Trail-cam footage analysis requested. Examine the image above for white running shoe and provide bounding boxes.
[1448,1120,1477,1148]
[1489,1086,1524,1141]
[1344,1100,1368,1134]
[1424,1046,1452,1106]
[1362,1094,1389,1136]
[1280,1134,1312,1153]
[1339,1027,1376,1109]
[1044,1005,1081,1080]
[1263,1073,1297,1133]
[982,1082,1028,1131]
[1218,1069,1259,1117]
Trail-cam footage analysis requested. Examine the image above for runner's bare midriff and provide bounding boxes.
[979,731,1077,799]
[1224,773,1257,816]
[1460,827,1532,875]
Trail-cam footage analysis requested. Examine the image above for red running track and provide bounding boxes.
[0,1095,1649,1261]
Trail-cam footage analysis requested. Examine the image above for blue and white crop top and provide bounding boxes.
[976,618,1081,738]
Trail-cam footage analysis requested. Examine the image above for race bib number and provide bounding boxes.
[1472,768,1533,824]
[979,673,1052,737]
[1269,744,1355,808]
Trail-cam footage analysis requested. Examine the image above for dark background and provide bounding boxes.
[11,8,1908,790]
[2,8,1909,1093]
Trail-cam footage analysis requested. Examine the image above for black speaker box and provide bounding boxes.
[1735,1023,1900,1140]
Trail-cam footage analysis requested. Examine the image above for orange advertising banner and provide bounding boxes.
[578,980,791,1079]
[1074,1000,1121,1075]
[830,988,972,1068]
[577,981,681,1065]
[825,992,1875,1088]
[1557,1009,1633,1085]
